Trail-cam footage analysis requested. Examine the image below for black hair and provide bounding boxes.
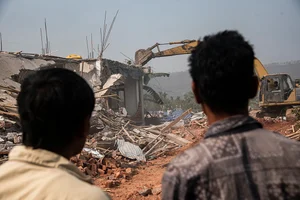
[189,30,255,114]
[17,68,95,151]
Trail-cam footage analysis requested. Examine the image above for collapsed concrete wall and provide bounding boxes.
[0,53,54,88]
[0,53,100,89]
[100,59,144,120]
[0,53,145,123]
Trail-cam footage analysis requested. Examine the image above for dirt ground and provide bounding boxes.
[94,118,295,200]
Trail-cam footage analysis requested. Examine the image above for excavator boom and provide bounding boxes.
[135,40,198,66]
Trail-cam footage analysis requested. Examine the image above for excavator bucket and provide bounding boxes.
[134,49,153,66]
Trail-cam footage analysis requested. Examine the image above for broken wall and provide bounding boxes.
[0,53,54,88]
[100,59,144,119]
[0,53,145,123]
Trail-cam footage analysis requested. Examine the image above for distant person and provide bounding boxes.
[162,30,300,200]
[274,80,279,90]
[0,68,110,200]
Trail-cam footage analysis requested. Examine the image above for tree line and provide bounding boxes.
[144,91,259,113]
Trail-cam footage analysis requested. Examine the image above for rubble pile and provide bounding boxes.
[69,108,203,186]
[258,116,287,124]
[70,152,138,188]
[0,84,22,164]
[0,65,206,190]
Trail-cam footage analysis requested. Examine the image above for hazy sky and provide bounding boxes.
[0,0,300,72]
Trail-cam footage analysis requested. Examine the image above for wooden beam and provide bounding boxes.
[161,108,192,133]
[0,111,19,118]
[166,133,191,146]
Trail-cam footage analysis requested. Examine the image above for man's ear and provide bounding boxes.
[249,76,259,98]
[192,81,202,104]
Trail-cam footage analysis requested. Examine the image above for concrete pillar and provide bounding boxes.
[138,76,145,125]
[124,77,139,116]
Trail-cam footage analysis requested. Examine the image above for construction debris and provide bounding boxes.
[0,82,21,161]
[138,187,153,196]
[285,121,300,141]
[3,52,299,195]
[0,71,199,185]
[68,107,197,182]
[116,139,146,162]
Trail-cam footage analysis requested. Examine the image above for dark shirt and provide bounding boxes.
[162,115,300,200]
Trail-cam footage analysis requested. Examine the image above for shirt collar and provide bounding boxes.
[205,115,262,138]
[9,145,93,184]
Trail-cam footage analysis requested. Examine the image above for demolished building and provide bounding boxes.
[0,52,147,124]
[0,51,199,172]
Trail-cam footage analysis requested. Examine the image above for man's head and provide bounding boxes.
[17,68,95,158]
[189,30,258,118]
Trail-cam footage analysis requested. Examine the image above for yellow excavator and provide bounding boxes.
[135,40,300,118]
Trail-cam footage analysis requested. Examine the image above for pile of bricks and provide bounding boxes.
[70,152,137,188]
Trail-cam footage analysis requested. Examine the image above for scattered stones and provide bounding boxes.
[152,185,162,195]
[13,135,22,144]
[114,171,123,179]
[104,180,120,188]
[125,168,132,175]
[6,132,17,142]
[138,188,153,196]
[0,119,5,130]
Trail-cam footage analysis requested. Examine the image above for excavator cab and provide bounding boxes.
[257,74,300,117]
[260,74,294,103]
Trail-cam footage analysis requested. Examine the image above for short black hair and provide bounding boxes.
[17,68,95,150]
[189,30,255,114]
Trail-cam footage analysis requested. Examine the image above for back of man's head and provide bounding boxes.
[189,30,257,115]
[17,68,95,153]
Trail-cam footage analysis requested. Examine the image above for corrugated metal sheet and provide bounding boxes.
[116,139,146,161]
[82,148,104,159]
[162,109,193,122]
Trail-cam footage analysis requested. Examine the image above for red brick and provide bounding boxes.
[125,168,132,174]
[104,180,120,188]
[121,179,126,184]
[97,169,105,176]
[106,169,113,175]
[91,164,97,174]
[115,171,123,179]
[78,160,84,167]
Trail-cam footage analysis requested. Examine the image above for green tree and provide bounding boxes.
[181,91,201,111]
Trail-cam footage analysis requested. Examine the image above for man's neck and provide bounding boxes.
[43,147,73,160]
[203,105,249,125]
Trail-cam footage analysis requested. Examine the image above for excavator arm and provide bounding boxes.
[135,40,198,66]
[254,58,268,79]
[135,40,269,80]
